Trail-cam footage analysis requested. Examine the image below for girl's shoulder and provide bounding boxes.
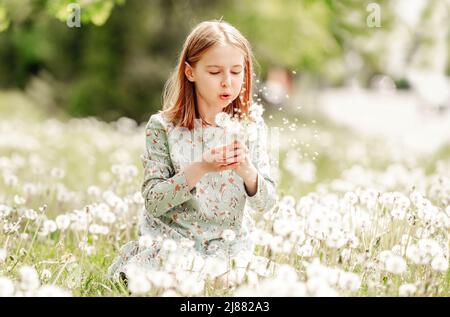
[146,111,174,132]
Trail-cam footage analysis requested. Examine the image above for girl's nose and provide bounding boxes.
[221,74,232,87]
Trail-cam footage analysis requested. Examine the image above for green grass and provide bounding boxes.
[0,90,448,297]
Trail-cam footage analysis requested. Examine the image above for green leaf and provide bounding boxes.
[0,5,10,32]
[88,0,114,26]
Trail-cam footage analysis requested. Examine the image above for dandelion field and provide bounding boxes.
[0,91,449,297]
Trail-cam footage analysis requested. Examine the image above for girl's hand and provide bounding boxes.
[225,140,255,179]
[200,140,248,173]
[198,140,258,196]
[224,140,258,196]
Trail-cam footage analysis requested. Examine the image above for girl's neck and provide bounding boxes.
[199,117,216,127]
[196,98,222,127]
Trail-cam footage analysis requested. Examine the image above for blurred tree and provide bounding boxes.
[0,0,445,122]
[0,0,125,30]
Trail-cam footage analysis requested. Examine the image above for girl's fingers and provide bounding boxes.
[233,140,248,150]
[211,141,248,164]
[215,149,243,162]
[222,154,245,165]
[213,141,247,155]
[235,154,246,163]
[225,162,239,170]
[219,146,236,160]
[224,154,245,164]
[220,162,238,171]
[211,145,231,157]
[225,149,244,160]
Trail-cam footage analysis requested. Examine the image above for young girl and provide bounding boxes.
[108,20,277,283]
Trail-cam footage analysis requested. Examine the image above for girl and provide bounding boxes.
[108,20,277,283]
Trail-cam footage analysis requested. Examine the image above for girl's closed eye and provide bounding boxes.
[209,71,242,75]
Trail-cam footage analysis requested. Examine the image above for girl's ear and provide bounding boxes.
[185,62,195,82]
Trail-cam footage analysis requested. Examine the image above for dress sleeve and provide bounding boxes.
[140,114,194,217]
[245,118,278,213]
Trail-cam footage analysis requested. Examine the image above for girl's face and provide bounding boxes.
[185,43,245,111]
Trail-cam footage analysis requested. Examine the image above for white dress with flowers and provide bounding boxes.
[107,109,277,282]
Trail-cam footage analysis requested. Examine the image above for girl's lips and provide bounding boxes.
[219,94,232,100]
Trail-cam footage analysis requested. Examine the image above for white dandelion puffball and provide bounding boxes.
[14,195,26,205]
[40,269,52,281]
[55,215,71,231]
[399,283,417,297]
[431,255,448,272]
[139,235,154,249]
[249,103,264,121]
[246,122,258,142]
[161,239,177,253]
[128,277,151,295]
[0,277,14,296]
[385,255,407,274]
[215,112,231,127]
[0,248,7,262]
[338,272,361,292]
[18,265,40,291]
[202,257,229,279]
[221,229,236,242]
[35,285,72,297]
[227,120,242,136]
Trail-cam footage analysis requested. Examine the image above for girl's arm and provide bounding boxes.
[182,161,207,191]
[141,114,238,217]
[244,119,278,213]
[238,161,258,196]
[141,114,198,218]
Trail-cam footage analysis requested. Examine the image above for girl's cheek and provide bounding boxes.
[204,78,218,91]
[233,79,244,91]
[207,77,220,88]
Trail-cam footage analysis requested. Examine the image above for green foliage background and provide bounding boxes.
[0,0,447,122]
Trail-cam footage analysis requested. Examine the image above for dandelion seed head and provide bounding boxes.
[18,265,40,291]
[0,204,12,218]
[128,276,151,295]
[221,229,236,242]
[0,248,7,262]
[50,167,65,179]
[40,269,52,281]
[14,195,26,205]
[385,255,407,274]
[55,215,71,231]
[35,285,72,297]
[431,255,448,272]
[391,208,406,220]
[0,277,14,296]
[176,272,204,296]
[343,192,358,205]
[214,112,231,128]
[161,239,177,253]
[3,173,18,187]
[275,264,298,282]
[338,272,361,292]
[399,283,417,297]
[138,235,153,249]
[87,185,101,197]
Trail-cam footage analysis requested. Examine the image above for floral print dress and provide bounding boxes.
[108,111,277,281]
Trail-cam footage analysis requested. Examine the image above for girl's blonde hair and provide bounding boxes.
[161,20,255,130]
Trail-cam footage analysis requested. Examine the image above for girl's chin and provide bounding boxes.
[221,101,233,107]
[204,97,235,108]
[218,97,235,106]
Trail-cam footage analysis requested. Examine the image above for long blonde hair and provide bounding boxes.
[161,20,255,130]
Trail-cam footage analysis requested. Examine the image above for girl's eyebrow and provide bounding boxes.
[206,65,243,68]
